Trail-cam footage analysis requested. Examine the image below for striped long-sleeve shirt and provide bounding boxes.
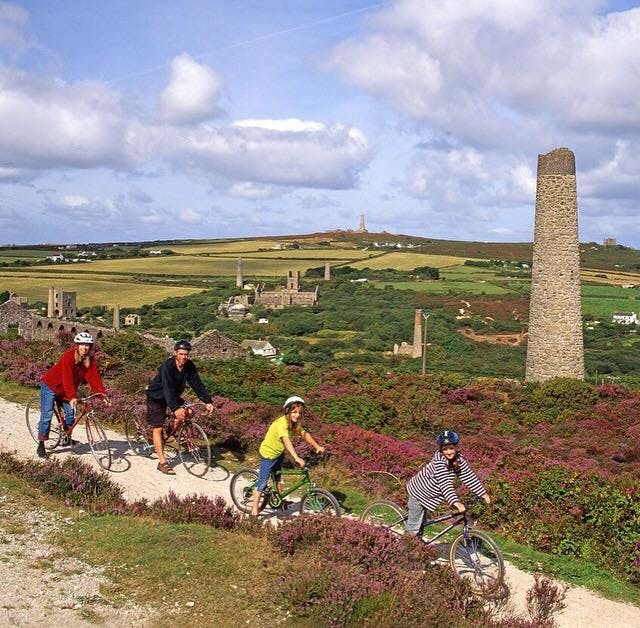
[407,451,486,511]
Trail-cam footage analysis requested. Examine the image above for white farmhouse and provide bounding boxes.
[612,312,638,325]
[240,339,278,357]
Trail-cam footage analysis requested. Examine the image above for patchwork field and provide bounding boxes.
[350,252,473,270]
[2,235,639,314]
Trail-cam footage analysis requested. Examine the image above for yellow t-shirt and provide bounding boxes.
[259,415,301,459]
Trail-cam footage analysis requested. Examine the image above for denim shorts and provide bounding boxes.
[256,454,284,491]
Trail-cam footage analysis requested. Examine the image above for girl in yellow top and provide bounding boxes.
[251,395,325,516]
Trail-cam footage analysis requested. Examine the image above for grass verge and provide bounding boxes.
[0,471,300,627]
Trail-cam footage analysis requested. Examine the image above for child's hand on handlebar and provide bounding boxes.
[454,502,466,513]
[295,456,305,468]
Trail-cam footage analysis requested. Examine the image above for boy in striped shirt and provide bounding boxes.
[406,430,491,536]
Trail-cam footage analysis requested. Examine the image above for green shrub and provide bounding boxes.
[526,378,597,416]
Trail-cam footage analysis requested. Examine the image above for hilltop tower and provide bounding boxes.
[357,214,367,233]
[525,147,584,381]
[412,308,423,358]
[236,258,243,288]
[324,262,331,281]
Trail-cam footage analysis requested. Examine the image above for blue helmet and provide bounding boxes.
[436,430,460,447]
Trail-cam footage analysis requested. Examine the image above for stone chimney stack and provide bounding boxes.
[412,308,423,358]
[525,147,584,381]
[47,286,54,318]
[324,262,331,281]
[113,304,120,331]
[236,258,243,288]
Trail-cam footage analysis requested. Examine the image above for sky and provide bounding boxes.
[1,0,639,246]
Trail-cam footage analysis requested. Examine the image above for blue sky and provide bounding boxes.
[1,0,639,246]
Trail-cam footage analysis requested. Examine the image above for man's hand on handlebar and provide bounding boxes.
[454,501,466,513]
[205,402,214,416]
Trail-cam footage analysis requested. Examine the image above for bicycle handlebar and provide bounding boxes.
[77,393,107,403]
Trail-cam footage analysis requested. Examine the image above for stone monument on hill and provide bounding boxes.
[525,147,585,382]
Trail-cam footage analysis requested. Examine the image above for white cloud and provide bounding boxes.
[227,182,277,199]
[0,67,134,172]
[168,119,371,189]
[60,194,90,208]
[327,0,640,142]
[159,53,223,125]
[179,207,202,223]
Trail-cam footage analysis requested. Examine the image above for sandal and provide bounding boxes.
[157,462,176,475]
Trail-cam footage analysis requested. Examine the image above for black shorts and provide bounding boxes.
[146,397,168,427]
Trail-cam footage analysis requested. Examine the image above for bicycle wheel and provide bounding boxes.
[26,397,62,450]
[449,530,504,596]
[300,488,341,517]
[176,421,211,477]
[360,499,406,535]
[124,414,153,457]
[230,468,269,513]
[85,415,112,471]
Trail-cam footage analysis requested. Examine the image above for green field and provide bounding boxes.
[372,280,513,295]
[32,255,325,277]
[351,252,473,270]
[220,249,373,260]
[0,275,201,307]
[161,239,283,254]
[581,283,639,318]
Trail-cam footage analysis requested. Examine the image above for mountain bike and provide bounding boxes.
[26,392,112,471]
[360,498,504,596]
[230,454,341,516]
[124,401,212,477]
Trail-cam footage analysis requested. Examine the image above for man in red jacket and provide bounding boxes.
[36,332,108,458]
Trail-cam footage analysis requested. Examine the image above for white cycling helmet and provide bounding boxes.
[74,331,94,344]
[283,395,305,412]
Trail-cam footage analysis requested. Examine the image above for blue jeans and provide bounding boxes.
[405,496,429,537]
[37,383,74,441]
[256,454,284,491]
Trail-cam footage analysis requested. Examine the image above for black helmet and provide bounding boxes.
[174,339,192,351]
[436,430,460,447]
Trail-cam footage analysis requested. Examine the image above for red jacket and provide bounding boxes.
[42,348,106,400]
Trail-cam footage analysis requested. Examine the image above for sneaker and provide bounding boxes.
[61,435,79,447]
[157,461,176,475]
[36,442,46,458]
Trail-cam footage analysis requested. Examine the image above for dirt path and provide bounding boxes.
[1,396,639,627]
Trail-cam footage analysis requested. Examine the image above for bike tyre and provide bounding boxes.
[229,468,268,513]
[176,421,211,478]
[449,530,504,596]
[300,487,341,517]
[26,397,61,450]
[124,413,153,457]
[360,499,406,534]
[85,415,112,471]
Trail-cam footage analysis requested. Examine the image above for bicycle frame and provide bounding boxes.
[420,510,468,545]
[54,393,103,436]
[265,467,313,501]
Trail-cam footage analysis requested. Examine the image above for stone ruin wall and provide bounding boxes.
[525,147,585,381]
